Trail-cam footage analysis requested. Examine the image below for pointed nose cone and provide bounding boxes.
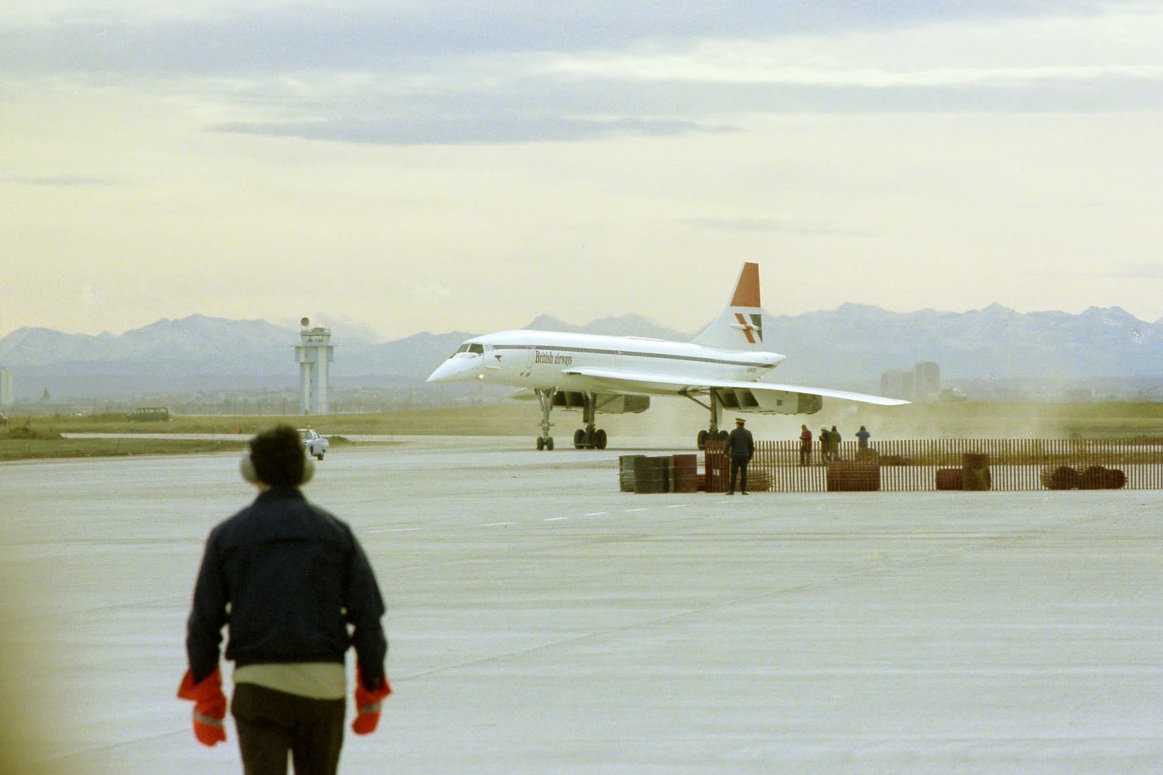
[426,360,457,383]
[427,354,480,383]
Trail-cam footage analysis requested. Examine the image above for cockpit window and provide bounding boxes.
[454,343,485,355]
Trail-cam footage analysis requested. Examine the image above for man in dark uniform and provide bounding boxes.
[725,417,755,495]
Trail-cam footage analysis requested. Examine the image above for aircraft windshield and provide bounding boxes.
[454,343,485,356]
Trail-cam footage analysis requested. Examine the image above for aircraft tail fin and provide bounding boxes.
[691,262,768,350]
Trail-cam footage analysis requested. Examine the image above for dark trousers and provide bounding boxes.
[729,457,749,493]
[232,683,346,775]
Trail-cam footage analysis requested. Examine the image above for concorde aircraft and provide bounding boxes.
[426,262,908,450]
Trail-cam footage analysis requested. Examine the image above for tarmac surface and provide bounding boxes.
[2,435,1161,774]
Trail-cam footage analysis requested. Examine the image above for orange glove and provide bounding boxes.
[351,668,392,735]
[177,669,228,747]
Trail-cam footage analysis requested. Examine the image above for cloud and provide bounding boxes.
[5,173,121,187]
[0,1,1146,76]
[683,217,872,238]
[1105,263,1163,279]
[2,1,1161,148]
[210,115,719,144]
[192,68,1163,147]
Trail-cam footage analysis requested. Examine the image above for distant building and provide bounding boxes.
[881,362,942,403]
[914,362,941,403]
[0,366,12,407]
[294,318,336,415]
[880,368,907,400]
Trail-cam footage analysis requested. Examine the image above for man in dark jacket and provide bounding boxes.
[725,417,755,495]
[179,425,390,775]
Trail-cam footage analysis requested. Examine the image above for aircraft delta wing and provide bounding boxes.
[427,262,908,450]
[560,366,910,407]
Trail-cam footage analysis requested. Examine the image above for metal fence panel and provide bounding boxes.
[704,439,1163,492]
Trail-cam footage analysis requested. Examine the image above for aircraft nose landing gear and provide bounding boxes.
[535,388,555,451]
[535,389,612,450]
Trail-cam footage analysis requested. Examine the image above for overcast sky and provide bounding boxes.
[3,1,1163,341]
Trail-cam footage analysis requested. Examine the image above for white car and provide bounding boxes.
[299,428,329,460]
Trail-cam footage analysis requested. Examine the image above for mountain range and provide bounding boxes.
[0,305,1160,403]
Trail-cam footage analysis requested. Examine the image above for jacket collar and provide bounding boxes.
[255,485,305,503]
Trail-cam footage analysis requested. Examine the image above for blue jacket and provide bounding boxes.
[186,486,387,688]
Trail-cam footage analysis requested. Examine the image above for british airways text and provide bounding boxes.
[535,350,573,366]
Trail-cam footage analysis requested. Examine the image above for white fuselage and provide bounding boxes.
[426,329,786,394]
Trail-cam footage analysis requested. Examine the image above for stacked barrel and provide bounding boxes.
[963,453,991,491]
[620,454,699,493]
[825,462,880,491]
[1041,465,1126,490]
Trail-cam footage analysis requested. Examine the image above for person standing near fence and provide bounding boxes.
[725,417,754,494]
[856,425,871,450]
[799,425,813,466]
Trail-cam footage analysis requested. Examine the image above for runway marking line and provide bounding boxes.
[478,522,516,528]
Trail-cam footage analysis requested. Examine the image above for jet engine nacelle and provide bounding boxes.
[596,394,650,415]
[775,391,823,415]
[551,392,650,414]
[713,388,823,415]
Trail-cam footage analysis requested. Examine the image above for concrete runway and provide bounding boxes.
[2,436,1161,774]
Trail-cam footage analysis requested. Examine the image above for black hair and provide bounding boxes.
[248,425,307,487]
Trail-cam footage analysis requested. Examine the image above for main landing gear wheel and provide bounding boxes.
[683,389,728,451]
[573,426,608,449]
[696,429,728,449]
[570,392,609,450]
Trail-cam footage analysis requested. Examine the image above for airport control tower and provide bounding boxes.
[294,318,336,415]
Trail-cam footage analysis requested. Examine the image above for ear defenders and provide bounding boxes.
[239,452,315,485]
[240,453,258,483]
